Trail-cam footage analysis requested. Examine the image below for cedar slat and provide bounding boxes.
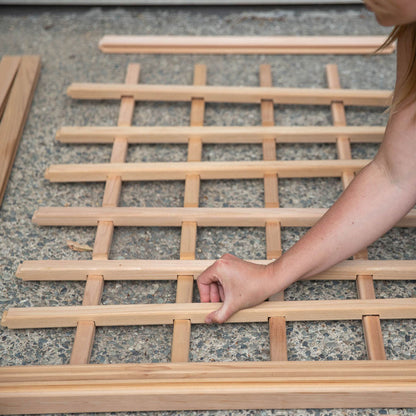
[0,55,40,206]
[259,64,287,361]
[56,125,385,144]
[16,259,416,282]
[326,64,386,361]
[172,64,206,363]
[45,159,369,182]
[32,206,416,227]
[0,56,21,117]
[67,83,391,107]
[3,298,416,329]
[98,35,395,55]
[69,63,140,365]
[3,360,416,382]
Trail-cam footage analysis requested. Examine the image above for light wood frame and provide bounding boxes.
[98,35,396,55]
[2,62,416,414]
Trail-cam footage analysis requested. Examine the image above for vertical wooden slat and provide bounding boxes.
[326,64,386,361]
[171,64,206,363]
[70,64,140,365]
[260,64,288,361]
[0,56,41,207]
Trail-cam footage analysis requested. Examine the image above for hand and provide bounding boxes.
[197,253,277,324]
[364,0,416,26]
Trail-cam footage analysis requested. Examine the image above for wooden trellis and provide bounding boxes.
[2,62,416,414]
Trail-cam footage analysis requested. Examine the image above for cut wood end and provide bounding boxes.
[15,264,23,279]
[1,311,8,327]
[44,168,51,180]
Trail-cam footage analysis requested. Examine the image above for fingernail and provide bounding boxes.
[205,317,212,324]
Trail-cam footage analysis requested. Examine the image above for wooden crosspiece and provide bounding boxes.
[70,63,140,365]
[2,62,416,414]
[326,64,386,360]
[171,64,206,363]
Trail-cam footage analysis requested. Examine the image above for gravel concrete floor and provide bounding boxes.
[1,4,416,416]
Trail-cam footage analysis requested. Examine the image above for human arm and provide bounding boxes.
[197,27,416,325]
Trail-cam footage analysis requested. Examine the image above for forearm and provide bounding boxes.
[267,26,416,294]
[267,158,416,292]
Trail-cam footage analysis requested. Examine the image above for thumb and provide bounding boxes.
[205,302,234,324]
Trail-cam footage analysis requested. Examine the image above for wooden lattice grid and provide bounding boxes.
[2,62,416,413]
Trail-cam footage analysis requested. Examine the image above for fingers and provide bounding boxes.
[197,263,217,303]
[209,282,221,303]
[205,302,234,324]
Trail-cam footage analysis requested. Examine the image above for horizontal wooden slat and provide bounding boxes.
[56,125,385,144]
[16,259,416,282]
[99,35,395,55]
[3,360,416,383]
[45,159,369,182]
[32,206,416,228]
[0,361,416,414]
[3,298,416,329]
[67,84,391,107]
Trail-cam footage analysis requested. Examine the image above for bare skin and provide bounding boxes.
[197,13,416,325]
[364,0,416,26]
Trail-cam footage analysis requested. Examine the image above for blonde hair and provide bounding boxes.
[381,23,416,112]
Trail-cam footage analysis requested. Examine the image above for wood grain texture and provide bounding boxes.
[3,298,416,329]
[99,35,395,55]
[68,320,96,365]
[18,258,416,281]
[3,359,416,382]
[70,63,140,365]
[260,64,287,361]
[56,125,385,144]
[0,56,21,117]
[67,83,391,107]
[172,64,206,363]
[0,55,40,206]
[32,206,416,227]
[327,64,386,361]
[44,159,370,182]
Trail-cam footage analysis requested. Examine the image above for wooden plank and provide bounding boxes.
[2,357,416,413]
[183,175,200,207]
[3,298,416,329]
[3,360,416,383]
[179,222,197,260]
[44,159,370,182]
[171,319,191,363]
[2,379,416,413]
[269,316,288,361]
[18,258,416,282]
[32,206,416,228]
[0,55,40,206]
[265,221,282,260]
[0,56,21,117]
[260,64,287,361]
[92,221,114,260]
[70,63,140,365]
[327,64,386,361]
[172,64,206,363]
[67,83,391,107]
[81,274,105,306]
[99,35,395,55]
[56,125,385,144]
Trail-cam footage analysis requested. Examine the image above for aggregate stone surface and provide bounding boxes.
[0,4,415,416]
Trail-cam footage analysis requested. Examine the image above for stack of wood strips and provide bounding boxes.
[99,35,395,54]
[3,62,416,413]
[0,55,41,207]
